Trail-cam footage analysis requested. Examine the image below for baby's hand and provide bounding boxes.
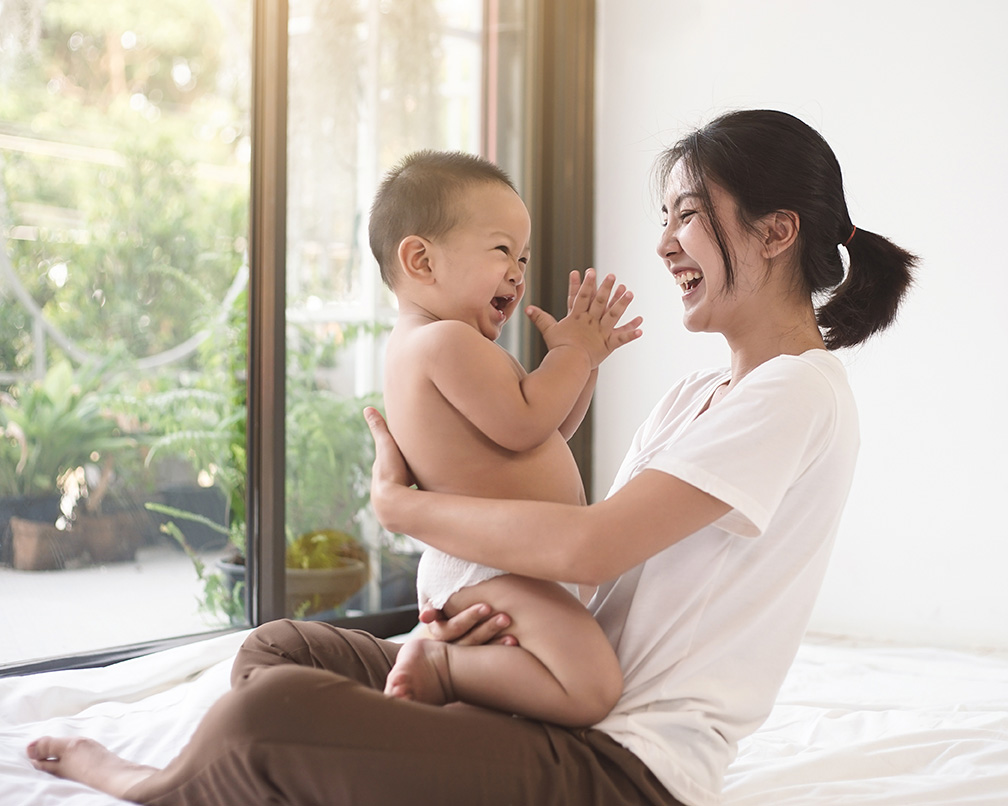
[526,268,643,368]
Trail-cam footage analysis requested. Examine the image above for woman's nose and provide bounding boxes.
[657,227,678,259]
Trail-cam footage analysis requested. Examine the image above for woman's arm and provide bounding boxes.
[364,408,730,585]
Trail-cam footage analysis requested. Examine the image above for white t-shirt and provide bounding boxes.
[591,349,859,806]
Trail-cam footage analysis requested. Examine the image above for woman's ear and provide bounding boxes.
[397,235,435,284]
[761,210,799,258]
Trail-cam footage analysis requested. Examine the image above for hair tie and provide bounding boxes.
[843,225,857,247]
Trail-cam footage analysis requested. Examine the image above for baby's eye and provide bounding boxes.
[518,256,529,266]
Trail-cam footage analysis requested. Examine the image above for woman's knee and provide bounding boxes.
[231,619,307,686]
[231,619,399,688]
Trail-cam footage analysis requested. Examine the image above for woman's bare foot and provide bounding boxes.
[26,736,156,799]
[384,638,455,705]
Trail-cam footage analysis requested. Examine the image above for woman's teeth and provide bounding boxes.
[677,271,702,294]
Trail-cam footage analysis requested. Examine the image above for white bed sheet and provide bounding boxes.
[2,632,1007,805]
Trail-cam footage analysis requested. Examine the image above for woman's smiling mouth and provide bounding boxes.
[675,270,703,295]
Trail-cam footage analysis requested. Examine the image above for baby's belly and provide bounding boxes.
[414,435,586,505]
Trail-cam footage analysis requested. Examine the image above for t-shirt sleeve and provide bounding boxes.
[644,358,838,537]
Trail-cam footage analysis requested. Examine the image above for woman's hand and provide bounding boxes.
[363,406,414,533]
[364,407,517,646]
[419,604,517,647]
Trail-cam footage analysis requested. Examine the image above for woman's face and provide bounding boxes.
[656,160,766,338]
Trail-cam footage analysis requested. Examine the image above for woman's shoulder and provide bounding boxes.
[650,366,729,412]
[744,349,853,404]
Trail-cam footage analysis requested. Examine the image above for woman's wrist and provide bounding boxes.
[372,478,414,536]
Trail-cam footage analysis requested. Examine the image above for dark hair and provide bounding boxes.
[653,110,916,349]
[368,150,516,288]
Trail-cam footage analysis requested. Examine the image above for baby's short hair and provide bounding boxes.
[368,150,516,288]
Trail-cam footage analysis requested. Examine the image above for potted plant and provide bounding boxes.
[197,385,382,623]
[153,502,372,624]
[141,336,383,622]
[0,361,133,570]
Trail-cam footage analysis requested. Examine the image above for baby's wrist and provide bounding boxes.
[549,342,594,369]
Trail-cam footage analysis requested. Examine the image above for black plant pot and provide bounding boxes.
[215,555,369,622]
[344,551,422,612]
[154,485,228,550]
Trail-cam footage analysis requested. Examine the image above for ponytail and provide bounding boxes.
[817,228,917,349]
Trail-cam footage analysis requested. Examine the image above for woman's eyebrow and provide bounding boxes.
[662,192,701,216]
[673,192,702,209]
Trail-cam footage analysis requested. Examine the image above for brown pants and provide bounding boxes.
[125,619,684,806]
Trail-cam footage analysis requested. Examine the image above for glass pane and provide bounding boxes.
[0,0,252,665]
[283,0,526,620]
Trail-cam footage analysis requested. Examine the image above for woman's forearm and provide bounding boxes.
[381,482,597,582]
[365,407,730,586]
[375,469,729,586]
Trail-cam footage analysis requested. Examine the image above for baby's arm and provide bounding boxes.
[422,322,594,451]
[559,368,597,441]
[424,270,640,452]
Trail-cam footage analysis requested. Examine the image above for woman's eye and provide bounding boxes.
[680,210,696,222]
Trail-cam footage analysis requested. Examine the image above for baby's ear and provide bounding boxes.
[397,235,435,284]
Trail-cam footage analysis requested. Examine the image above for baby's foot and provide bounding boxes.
[384,638,455,705]
[27,736,156,798]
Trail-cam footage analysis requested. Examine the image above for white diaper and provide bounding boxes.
[415,547,507,610]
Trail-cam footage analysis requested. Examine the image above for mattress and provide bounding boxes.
[2,631,1006,805]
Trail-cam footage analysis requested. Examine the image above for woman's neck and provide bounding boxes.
[725,298,825,384]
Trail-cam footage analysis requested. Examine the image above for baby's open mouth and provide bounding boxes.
[676,270,703,294]
[491,295,513,312]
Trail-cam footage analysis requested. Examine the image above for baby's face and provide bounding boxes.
[430,182,532,340]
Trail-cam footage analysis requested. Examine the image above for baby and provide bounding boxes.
[371,150,641,726]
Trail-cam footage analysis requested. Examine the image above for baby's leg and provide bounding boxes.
[385,575,622,726]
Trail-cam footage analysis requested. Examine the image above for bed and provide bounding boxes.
[2,630,1006,805]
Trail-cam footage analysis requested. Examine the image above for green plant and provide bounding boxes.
[147,502,244,622]
[0,361,132,499]
[285,387,381,540]
[287,529,367,571]
[136,312,386,621]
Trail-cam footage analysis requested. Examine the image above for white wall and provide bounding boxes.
[593,0,1008,650]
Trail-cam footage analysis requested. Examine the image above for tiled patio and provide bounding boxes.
[0,543,231,669]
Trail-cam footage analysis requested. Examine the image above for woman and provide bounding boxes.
[28,109,914,806]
